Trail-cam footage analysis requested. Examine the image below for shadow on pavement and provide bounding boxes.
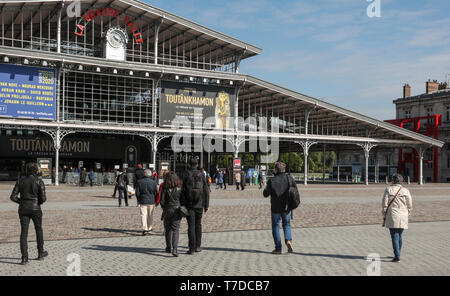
[0,257,23,265]
[202,246,273,255]
[82,227,143,236]
[82,245,169,258]
[293,252,367,260]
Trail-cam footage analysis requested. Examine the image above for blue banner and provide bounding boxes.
[0,64,56,120]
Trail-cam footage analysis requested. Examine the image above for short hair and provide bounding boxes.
[144,169,152,177]
[392,173,403,184]
[26,162,39,176]
[274,162,286,173]
[189,157,199,168]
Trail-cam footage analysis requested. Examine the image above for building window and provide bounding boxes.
[427,152,433,169]
[427,107,433,124]
[448,152,450,169]
[446,106,450,122]
[404,110,411,119]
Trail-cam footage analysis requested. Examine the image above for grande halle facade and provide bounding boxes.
[0,0,444,185]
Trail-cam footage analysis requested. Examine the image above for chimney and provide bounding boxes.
[426,79,439,94]
[403,84,411,98]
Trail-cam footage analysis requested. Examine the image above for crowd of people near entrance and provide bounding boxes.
[10,160,412,265]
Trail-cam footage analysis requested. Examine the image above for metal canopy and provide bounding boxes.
[0,0,262,64]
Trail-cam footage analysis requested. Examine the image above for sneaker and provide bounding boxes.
[142,231,147,236]
[165,247,171,253]
[21,258,29,265]
[172,249,178,257]
[271,249,282,255]
[195,247,202,252]
[37,251,48,260]
[286,241,293,253]
[186,250,195,255]
[392,257,400,263]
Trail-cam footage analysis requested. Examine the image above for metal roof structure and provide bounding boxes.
[0,0,444,148]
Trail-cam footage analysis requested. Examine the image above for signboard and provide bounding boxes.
[114,165,120,170]
[37,158,52,185]
[0,64,56,120]
[233,158,241,169]
[78,161,84,168]
[159,81,235,129]
[95,162,101,170]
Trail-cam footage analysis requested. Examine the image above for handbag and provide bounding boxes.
[383,186,402,227]
[177,206,190,218]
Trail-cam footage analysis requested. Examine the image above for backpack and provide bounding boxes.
[185,170,204,205]
[285,175,300,210]
[118,173,126,188]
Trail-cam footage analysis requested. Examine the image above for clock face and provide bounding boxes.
[106,28,128,48]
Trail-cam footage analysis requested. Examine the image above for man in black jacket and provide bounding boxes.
[263,162,294,254]
[116,168,129,207]
[10,162,48,265]
[181,157,210,254]
[135,169,158,235]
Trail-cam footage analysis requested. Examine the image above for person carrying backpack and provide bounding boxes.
[116,168,129,207]
[263,162,300,254]
[181,157,210,255]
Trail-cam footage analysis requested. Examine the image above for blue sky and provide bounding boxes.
[143,0,450,120]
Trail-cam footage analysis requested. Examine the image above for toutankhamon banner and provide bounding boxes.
[159,80,235,129]
[0,64,56,120]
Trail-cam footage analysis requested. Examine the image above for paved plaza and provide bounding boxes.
[1,183,450,276]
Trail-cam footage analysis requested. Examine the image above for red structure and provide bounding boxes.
[385,115,441,183]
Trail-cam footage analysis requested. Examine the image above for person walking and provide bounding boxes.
[240,170,246,190]
[112,169,119,198]
[116,168,129,207]
[235,170,241,190]
[258,170,264,189]
[88,169,95,187]
[263,162,298,254]
[135,169,158,235]
[181,157,210,255]
[135,164,145,188]
[382,173,412,263]
[79,167,87,187]
[217,170,224,190]
[160,172,183,257]
[10,162,48,265]
[222,170,227,190]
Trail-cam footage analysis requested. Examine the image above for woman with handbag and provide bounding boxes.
[382,173,413,262]
[160,172,184,257]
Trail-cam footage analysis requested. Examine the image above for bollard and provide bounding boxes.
[385,176,388,184]
[346,175,349,183]
[407,176,410,185]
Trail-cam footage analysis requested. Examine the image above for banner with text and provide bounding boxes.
[0,64,56,120]
[159,81,235,129]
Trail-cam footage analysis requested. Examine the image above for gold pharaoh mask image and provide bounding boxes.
[215,91,231,129]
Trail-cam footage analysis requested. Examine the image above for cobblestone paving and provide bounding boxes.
[1,221,449,276]
[1,183,450,244]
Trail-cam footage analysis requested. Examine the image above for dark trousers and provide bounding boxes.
[19,209,44,259]
[187,208,203,251]
[118,188,128,206]
[164,212,181,251]
[113,185,118,197]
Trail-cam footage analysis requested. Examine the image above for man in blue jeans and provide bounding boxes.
[263,162,295,254]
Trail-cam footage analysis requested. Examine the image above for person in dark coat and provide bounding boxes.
[116,168,129,207]
[160,172,183,257]
[134,164,145,188]
[135,169,158,235]
[79,168,87,187]
[180,157,210,254]
[10,162,48,265]
[263,162,294,254]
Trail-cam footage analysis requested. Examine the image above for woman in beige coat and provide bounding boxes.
[382,174,413,262]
